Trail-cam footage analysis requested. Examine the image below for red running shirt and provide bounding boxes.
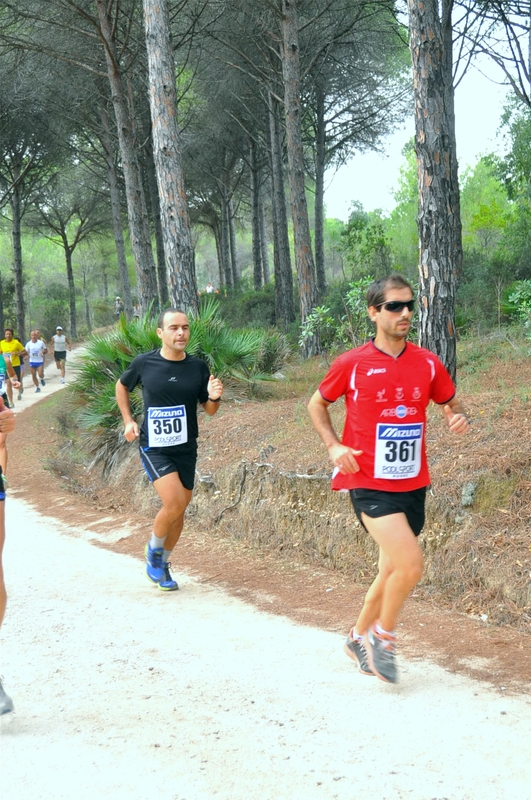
[319,340,455,492]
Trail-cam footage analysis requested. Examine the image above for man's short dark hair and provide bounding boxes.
[4,328,13,335]
[366,274,414,309]
[157,307,188,329]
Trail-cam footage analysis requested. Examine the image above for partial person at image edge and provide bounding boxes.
[0,394,17,714]
[115,308,224,592]
[307,273,470,684]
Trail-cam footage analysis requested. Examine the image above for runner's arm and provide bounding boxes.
[307,390,362,474]
[115,379,140,441]
[442,396,470,434]
[201,375,224,417]
[5,360,20,389]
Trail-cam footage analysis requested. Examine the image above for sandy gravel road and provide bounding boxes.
[1,350,531,800]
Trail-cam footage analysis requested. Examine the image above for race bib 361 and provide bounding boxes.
[374,422,423,480]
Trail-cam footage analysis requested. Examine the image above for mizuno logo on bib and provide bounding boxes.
[147,405,188,447]
[374,422,423,479]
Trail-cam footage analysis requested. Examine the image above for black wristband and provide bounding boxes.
[208,396,221,403]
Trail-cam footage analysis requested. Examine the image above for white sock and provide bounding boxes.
[375,622,395,638]
[149,533,166,550]
[162,549,172,564]
[351,627,363,642]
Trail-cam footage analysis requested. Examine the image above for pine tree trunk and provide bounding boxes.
[220,193,233,289]
[280,0,319,356]
[98,101,133,318]
[96,0,158,314]
[268,95,295,329]
[229,197,239,285]
[63,240,77,339]
[143,0,198,314]
[250,140,263,290]
[259,195,270,284]
[441,0,463,282]
[144,140,170,308]
[408,0,460,379]
[314,83,327,298]
[10,183,25,342]
[82,268,92,333]
[212,222,224,289]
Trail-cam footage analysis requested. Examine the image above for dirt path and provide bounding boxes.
[1,495,531,800]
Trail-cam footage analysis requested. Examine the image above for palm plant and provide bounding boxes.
[68,302,290,474]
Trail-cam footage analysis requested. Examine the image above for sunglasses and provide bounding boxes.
[376,300,415,313]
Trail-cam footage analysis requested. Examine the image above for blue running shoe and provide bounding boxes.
[41,378,46,386]
[158,562,179,591]
[145,543,164,583]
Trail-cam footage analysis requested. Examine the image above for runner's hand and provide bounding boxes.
[207,375,223,401]
[328,442,363,474]
[443,405,470,434]
[124,421,140,442]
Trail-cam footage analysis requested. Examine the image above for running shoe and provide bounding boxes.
[158,562,179,591]
[60,378,65,384]
[41,378,46,386]
[145,543,164,583]
[35,387,41,393]
[0,679,13,715]
[344,632,374,675]
[17,392,22,401]
[364,625,398,684]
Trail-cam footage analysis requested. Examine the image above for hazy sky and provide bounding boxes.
[323,62,510,221]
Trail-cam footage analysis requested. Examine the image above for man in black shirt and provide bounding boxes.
[116,308,223,591]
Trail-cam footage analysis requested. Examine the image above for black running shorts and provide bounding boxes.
[139,446,197,490]
[349,487,427,537]
[54,351,67,363]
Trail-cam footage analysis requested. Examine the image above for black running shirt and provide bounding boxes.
[119,349,210,454]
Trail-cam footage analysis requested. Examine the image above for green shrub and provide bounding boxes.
[69,300,291,473]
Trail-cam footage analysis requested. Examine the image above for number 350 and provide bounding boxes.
[153,418,182,435]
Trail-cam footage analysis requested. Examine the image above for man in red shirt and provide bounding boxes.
[308,274,470,683]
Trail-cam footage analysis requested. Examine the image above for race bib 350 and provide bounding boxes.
[147,405,188,447]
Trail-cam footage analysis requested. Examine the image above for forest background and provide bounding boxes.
[1,1,531,352]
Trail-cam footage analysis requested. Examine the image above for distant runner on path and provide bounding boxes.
[50,326,72,384]
[308,274,470,684]
[116,309,224,592]
[0,395,17,714]
[0,329,26,407]
[25,330,48,393]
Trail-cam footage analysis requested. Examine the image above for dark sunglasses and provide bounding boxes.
[376,300,415,313]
